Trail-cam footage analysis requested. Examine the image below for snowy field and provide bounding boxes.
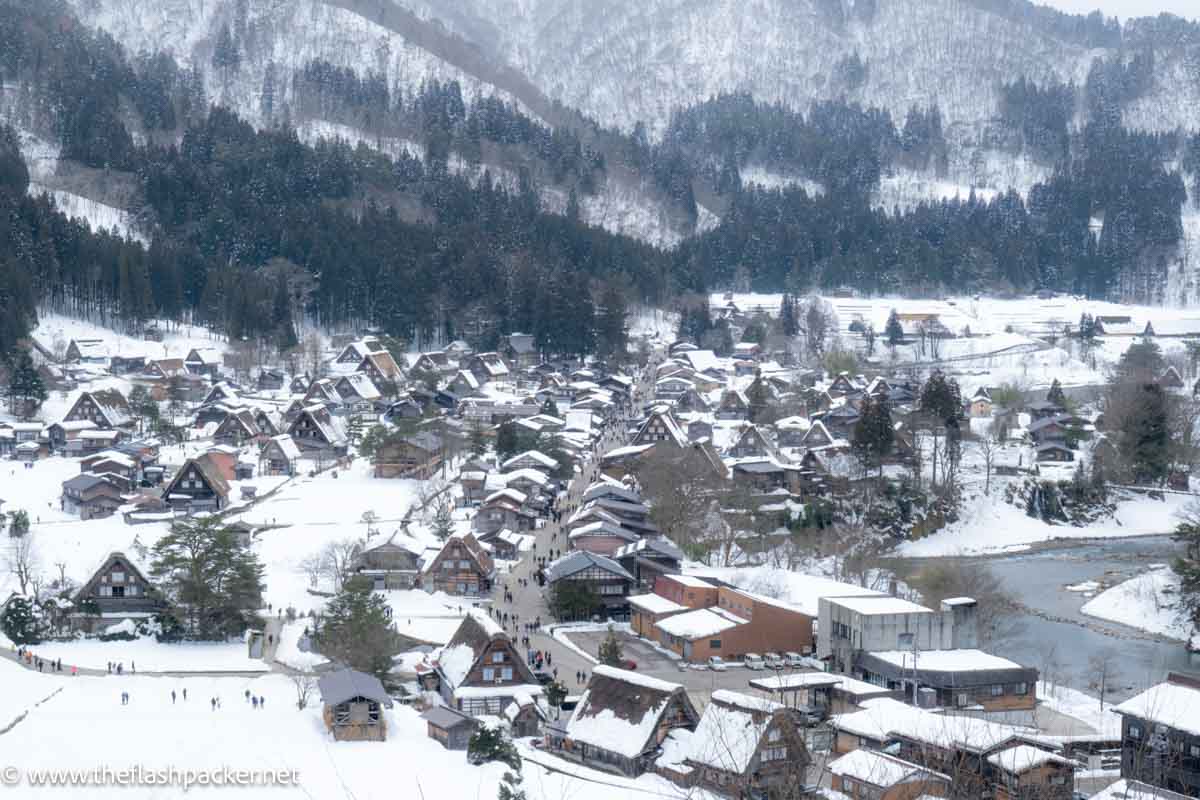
[897,491,1193,558]
[26,638,268,673]
[1080,566,1193,642]
[28,183,146,244]
[30,312,229,367]
[0,660,710,800]
[272,622,328,672]
[709,292,1200,391]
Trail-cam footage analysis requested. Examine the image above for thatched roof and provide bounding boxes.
[566,666,698,760]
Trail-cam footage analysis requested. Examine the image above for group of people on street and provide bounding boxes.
[13,646,74,675]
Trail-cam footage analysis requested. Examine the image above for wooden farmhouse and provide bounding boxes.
[71,551,163,629]
[432,610,541,716]
[424,533,495,597]
[318,670,393,742]
[557,666,699,777]
[161,455,230,513]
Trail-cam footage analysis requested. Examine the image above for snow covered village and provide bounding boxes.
[0,292,1199,800]
[6,0,1200,797]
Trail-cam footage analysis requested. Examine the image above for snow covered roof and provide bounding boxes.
[749,672,893,698]
[627,593,688,615]
[824,596,932,615]
[986,744,1074,774]
[317,669,392,708]
[869,649,1026,674]
[267,434,302,461]
[543,551,633,583]
[686,691,784,773]
[655,607,747,640]
[501,450,559,470]
[566,667,694,760]
[484,488,528,506]
[613,537,683,562]
[669,574,719,589]
[1086,780,1195,800]
[567,521,639,543]
[1113,678,1200,735]
[829,749,945,787]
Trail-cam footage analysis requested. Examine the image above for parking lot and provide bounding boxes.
[563,629,798,702]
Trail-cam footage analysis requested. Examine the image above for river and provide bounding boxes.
[908,536,1200,703]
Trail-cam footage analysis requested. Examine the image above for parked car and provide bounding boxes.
[783,651,805,667]
[560,695,581,712]
[763,652,784,670]
[533,670,554,685]
[744,653,765,670]
[707,656,728,672]
[621,659,638,670]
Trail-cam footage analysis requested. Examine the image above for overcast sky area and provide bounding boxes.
[1036,0,1199,21]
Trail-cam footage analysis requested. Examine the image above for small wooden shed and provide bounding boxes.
[318,669,393,742]
[422,705,480,750]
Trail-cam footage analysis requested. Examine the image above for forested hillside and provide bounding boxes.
[2,0,1200,369]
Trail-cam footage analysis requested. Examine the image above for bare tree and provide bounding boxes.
[303,331,325,379]
[6,534,41,597]
[290,673,318,710]
[298,553,324,588]
[905,560,1024,649]
[635,446,722,558]
[977,427,998,495]
[1087,647,1120,712]
[321,539,364,592]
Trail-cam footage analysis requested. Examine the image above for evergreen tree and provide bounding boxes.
[919,371,963,424]
[432,503,455,541]
[1173,515,1200,637]
[150,517,264,639]
[597,626,624,667]
[8,509,30,537]
[467,725,521,769]
[0,596,43,644]
[851,395,894,474]
[6,351,46,418]
[1119,381,1169,485]
[539,397,560,419]
[1046,378,1066,406]
[495,421,522,462]
[468,420,488,457]
[315,580,396,679]
[885,309,904,345]
[779,293,798,337]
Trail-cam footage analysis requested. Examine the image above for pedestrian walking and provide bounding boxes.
[252,696,259,709]
[211,698,217,711]
[259,696,265,708]
[171,690,177,704]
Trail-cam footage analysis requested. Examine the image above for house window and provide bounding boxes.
[709,639,721,648]
[459,560,472,569]
[1050,776,1066,786]
[1015,682,1028,695]
[111,586,125,598]
[492,652,504,664]
[767,728,781,743]
[991,685,1004,697]
[761,747,787,762]
[483,668,495,681]
[1129,725,1142,738]
[502,668,513,680]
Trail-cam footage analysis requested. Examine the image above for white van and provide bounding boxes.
[744,653,765,670]
[783,652,805,667]
[763,652,784,670]
[707,656,728,672]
